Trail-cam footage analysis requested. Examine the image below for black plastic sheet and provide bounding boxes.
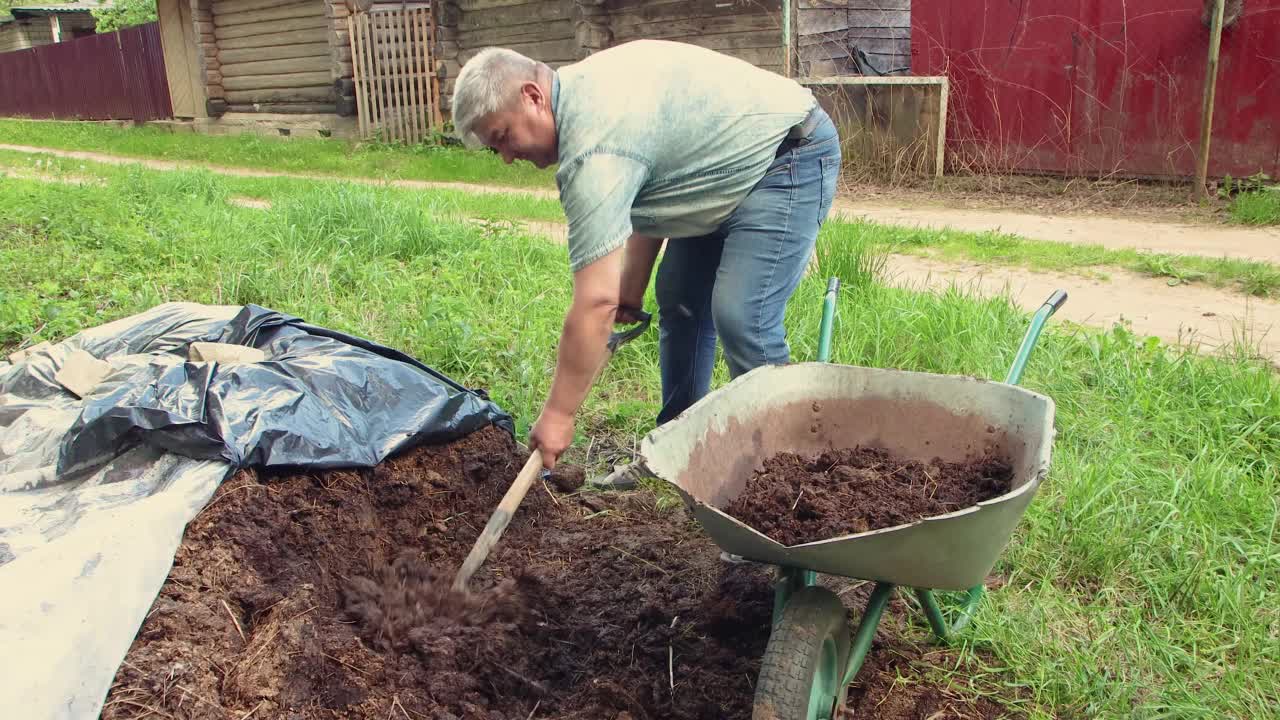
[52,303,514,474]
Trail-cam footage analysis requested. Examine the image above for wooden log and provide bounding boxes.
[213,2,317,28]
[713,46,783,67]
[227,102,339,114]
[217,29,325,51]
[609,0,780,24]
[457,2,573,31]
[212,0,289,15]
[195,20,214,35]
[628,29,782,53]
[457,37,578,65]
[224,86,335,103]
[611,13,777,41]
[221,55,332,77]
[223,71,334,91]
[575,21,611,51]
[206,70,223,84]
[456,18,572,46]
[220,42,332,65]
[214,15,328,40]
[456,0,536,10]
[436,1,460,27]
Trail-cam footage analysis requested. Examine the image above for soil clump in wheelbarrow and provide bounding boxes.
[102,425,1012,719]
[723,447,1013,546]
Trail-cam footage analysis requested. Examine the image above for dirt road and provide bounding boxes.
[882,255,1279,363]
[838,202,1280,263]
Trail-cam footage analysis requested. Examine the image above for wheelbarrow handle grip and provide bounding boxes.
[1044,290,1068,316]
[607,308,652,353]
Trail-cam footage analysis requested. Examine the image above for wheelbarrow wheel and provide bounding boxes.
[752,586,851,720]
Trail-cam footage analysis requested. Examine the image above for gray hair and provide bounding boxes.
[451,47,543,149]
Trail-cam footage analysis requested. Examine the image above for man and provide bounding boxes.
[451,39,841,477]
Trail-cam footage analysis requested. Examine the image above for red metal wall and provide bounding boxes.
[0,22,172,122]
[912,1,1280,179]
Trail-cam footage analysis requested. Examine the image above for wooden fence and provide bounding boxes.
[347,6,442,143]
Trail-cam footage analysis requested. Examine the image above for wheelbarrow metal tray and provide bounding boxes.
[639,362,1056,590]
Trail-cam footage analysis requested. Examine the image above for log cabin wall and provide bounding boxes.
[208,0,337,115]
[435,0,785,116]
[607,0,785,74]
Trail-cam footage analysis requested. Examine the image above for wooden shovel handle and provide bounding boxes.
[452,449,544,591]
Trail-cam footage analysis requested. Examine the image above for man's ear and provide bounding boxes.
[521,81,545,109]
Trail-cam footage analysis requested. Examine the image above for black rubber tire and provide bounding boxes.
[752,587,852,720]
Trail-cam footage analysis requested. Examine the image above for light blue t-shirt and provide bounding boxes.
[551,39,817,272]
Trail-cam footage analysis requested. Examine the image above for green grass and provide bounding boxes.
[1228,189,1280,225]
[0,118,556,188]
[0,148,565,222]
[4,128,1278,297]
[2,168,1277,719]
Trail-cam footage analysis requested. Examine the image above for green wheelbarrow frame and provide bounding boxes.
[638,278,1067,719]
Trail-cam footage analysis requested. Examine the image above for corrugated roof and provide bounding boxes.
[10,1,114,16]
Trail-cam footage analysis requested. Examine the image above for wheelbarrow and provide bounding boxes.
[638,279,1067,719]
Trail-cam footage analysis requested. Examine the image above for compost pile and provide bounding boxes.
[723,447,1014,546]
[102,425,1015,719]
[101,425,772,720]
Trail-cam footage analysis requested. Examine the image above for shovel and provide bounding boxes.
[452,309,652,592]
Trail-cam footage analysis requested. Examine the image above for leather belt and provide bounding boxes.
[777,104,821,157]
[787,104,821,140]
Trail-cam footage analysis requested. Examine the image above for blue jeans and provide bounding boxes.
[654,108,841,425]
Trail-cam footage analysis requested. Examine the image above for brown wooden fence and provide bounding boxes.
[348,7,442,143]
[0,21,172,122]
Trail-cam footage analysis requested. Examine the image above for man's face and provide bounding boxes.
[474,82,557,169]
